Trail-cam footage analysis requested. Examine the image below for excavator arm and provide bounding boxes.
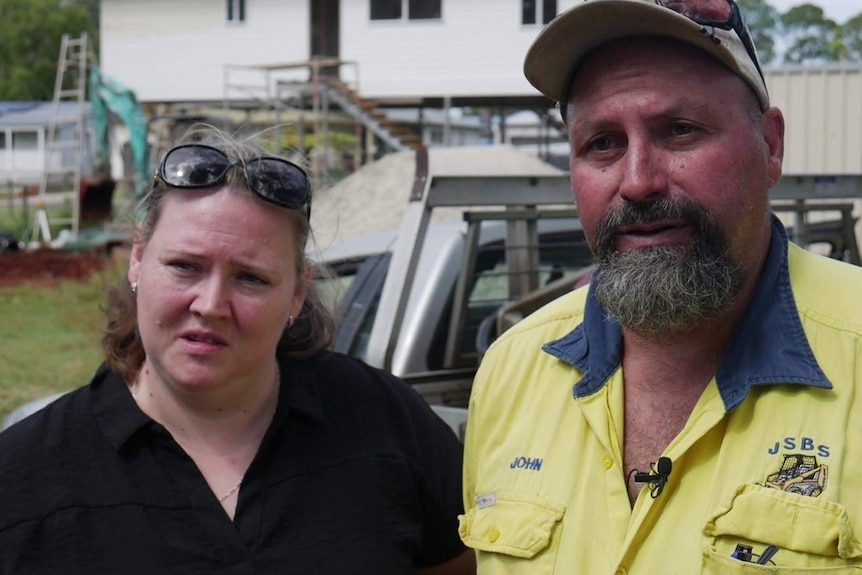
[89,66,150,196]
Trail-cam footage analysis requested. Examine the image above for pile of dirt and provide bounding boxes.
[310,145,565,250]
[0,248,107,287]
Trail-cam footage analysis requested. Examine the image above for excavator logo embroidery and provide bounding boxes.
[765,454,828,497]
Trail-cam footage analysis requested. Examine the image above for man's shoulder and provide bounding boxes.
[789,244,862,332]
[490,286,588,350]
[473,287,587,403]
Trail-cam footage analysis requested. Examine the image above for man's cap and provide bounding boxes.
[523,0,769,110]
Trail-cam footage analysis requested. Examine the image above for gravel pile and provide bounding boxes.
[309,145,565,251]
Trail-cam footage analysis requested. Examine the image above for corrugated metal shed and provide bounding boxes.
[767,65,862,176]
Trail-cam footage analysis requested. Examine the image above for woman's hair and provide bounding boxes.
[102,125,336,383]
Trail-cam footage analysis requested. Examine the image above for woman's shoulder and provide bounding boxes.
[302,351,417,397]
[292,351,458,439]
[0,385,97,527]
[0,385,90,447]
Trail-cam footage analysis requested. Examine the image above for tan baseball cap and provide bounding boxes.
[523,0,769,110]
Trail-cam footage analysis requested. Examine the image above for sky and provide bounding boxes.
[767,0,860,22]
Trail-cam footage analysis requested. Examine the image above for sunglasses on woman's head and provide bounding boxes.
[155,144,312,219]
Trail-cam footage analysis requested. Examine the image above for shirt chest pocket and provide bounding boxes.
[458,492,564,573]
[702,484,862,573]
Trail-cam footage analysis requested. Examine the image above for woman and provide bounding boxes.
[0,128,474,574]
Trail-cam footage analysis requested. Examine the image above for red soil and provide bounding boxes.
[0,248,107,287]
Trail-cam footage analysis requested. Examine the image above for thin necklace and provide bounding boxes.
[216,364,280,504]
[218,478,243,502]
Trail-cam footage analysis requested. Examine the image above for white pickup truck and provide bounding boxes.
[316,149,596,435]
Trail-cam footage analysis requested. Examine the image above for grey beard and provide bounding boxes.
[591,201,743,336]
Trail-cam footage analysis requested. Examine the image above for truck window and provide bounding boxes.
[429,228,594,370]
[319,253,391,361]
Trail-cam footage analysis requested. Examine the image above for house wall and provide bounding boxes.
[0,127,45,185]
[98,1,862,178]
[100,0,575,102]
[101,0,311,102]
[340,0,577,99]
[766,65,862,176]
[0,115,98,186]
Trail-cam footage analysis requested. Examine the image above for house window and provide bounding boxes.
[0,132,5,150]
[429,127,444,144]
[522,0,557,24]
[371,0,401,19]
[227,0,245,22]
[408,0,441,19]
[12,131,38,150]
[371,0,441,21]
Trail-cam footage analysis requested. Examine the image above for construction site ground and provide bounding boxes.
[0,248,109,287]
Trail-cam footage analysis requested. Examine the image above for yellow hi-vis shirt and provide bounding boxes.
[461,221,862,574]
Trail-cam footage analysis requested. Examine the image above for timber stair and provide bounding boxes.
[321,78,423,151]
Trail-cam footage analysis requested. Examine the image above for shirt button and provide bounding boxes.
[488,528,500,543]
[603,456,614,470]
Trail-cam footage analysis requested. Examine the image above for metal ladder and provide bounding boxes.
[29,32,91,244]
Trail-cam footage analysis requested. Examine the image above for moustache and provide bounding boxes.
[593,199,713,258]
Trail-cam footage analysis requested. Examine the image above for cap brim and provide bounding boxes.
[524,0,767,108]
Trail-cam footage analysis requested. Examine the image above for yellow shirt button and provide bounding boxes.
[488,528,500,543]
[603,456,614,470]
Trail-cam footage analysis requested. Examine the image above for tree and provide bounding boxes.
[781,3,841,63]
[841,12,862,61]
[738,0,781,65]
[0,0,98,101]
[725,0,862,64]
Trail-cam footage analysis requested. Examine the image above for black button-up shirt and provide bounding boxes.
[0,353,466,574]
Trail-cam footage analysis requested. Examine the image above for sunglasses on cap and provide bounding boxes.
[659,0,764,82]
[557,0,766,121]
[155,144,312,219]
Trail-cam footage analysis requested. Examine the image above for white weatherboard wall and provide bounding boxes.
[766,65,862,176]
[99,1,862,179]
[101,0,576,103]
[340,0,578,99]
[101,0,311,102]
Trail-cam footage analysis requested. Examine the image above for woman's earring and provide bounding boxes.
[130,281,137,294]
[287,315,295,327]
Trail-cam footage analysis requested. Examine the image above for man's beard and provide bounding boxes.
[591,198,743,336]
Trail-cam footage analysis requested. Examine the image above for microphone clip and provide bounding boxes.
[630,457,672,498]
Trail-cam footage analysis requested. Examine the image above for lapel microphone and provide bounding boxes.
[632,456,673,498]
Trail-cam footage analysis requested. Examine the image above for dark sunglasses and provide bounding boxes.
[658,0,764,82]
[155,144,312,219]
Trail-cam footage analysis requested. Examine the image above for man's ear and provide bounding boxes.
[762,107,785,189]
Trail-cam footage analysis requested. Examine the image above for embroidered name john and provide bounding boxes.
[510,456,543,471]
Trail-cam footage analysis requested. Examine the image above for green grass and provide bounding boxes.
[0,271,120,423]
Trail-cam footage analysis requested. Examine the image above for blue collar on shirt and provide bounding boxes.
[542,216,831,412]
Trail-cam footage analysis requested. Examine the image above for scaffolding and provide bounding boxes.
[220,57,423,180]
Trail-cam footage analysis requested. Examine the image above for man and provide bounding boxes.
[459,0,862,573]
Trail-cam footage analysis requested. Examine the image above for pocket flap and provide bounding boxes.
[458,492,565,558]
[705,483,862,559]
